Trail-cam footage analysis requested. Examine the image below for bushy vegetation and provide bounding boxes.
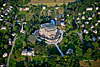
[0,0,100,67]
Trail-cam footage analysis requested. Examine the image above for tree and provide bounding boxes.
[22,41,26,48]
[54,0,56,2]
[92,42,99,48]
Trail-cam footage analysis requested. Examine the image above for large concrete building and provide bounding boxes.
[36,23,60,42]
[34,23,64,57]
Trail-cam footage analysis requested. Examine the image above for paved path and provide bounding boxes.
[76,32,84,43]
[46,30,64,57]
[55,43,64,57]
[6,35,17,67]
[45,30,64,57]
[36,30,64,57]
[76,32,95,48]
[68,30,94,48]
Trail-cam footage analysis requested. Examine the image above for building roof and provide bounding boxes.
[21,48,34,56]
[84,21,89,24]
[0,63,5,67]
[3,52,7,58]
[41,23,56,30]
[50,20,56,26]
[86,7,93,11]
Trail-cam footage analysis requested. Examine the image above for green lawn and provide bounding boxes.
[17,11,27,15]
[17,10,33,21]
[75,47,83,56]
[67,30,77,36]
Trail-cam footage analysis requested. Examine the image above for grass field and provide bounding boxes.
[27,3,67,6]
[26,0,75,6]
[30,0,75,3]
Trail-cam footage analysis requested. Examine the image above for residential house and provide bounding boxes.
[12,32,16,36]
[2,52,7,58]
[7,9,10,13]
[96,7,99,10]
[8,38,12,45]
[0,64,5,67]
[1,8,4,10]
[60,20,65,26]
[77,17,80,20]
[25,7,29,11]
[61,22,65,26]
[1,27,6,30]
[78,12,81,16]
[42,6,46,10]
[16,19,20,22]
[95,23,98,26]
[8,8,12,11]
[67,14,69,17]
[55,18,57,21]
[4,12,8,15]
[19,7,23,11]
[93,30,97,34]
[3,3,6,6]
[94,2,98,4]
[91,24,94,29]
[84,21,89,24]
[61,19,65,21]
[73,17,75,19]
[5,22,10,25]
[21,48,35,56]
[82,16,85,19]
[98,12,100,15]
[92,13,95,17]
[1,15,4,17]
[21,49,27,56]
[6,15,10,19]
[83,11,86,14]
[77,20,81,23]
[88,17,92,20]
[83,29,88,34]
[86,7,93,11]
[23,22,26,24]
[9,6,13,8]
[82,24,85,27]
[55,7,59,10]
[0,18,3,21]
[98,36,100,40]
[98,20,100,23]
[56,21,65,26]
[20,7,29,11]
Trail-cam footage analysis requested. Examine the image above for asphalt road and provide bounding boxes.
[6,35,17,67]
[76,32,95,48]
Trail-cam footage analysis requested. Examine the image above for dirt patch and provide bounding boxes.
[80,60,100,67]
